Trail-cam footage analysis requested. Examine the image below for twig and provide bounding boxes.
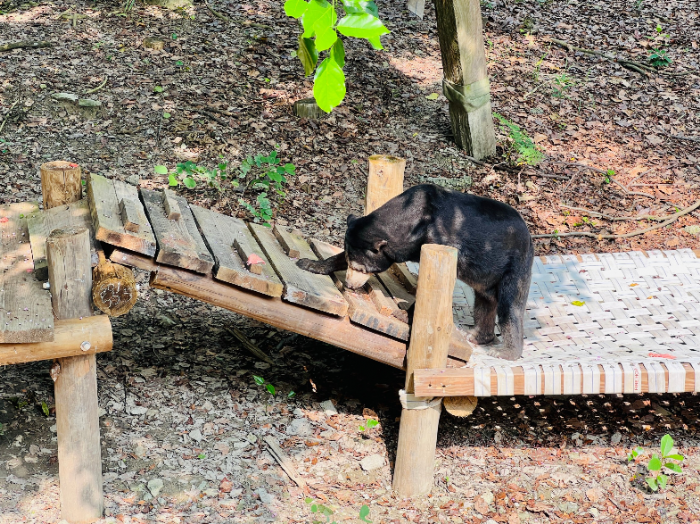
[83,77,108,95]
[0,41,52,53]
[0,99,19,135]
[189,107,228,126]
[559,204,682,222]
[550,38,648,77]
[608,176,655,199]
[534,199,700,240]
[264,436,307,488]
[660,132,700,143]
[204,0,230,22]
[225,326,275,365]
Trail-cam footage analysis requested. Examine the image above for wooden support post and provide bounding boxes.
[393,244,458,497]
[92,251,138,317]
[365,155,406,214]
[434,0,496,160]
[40,161,82,210]
[43,162,104,524]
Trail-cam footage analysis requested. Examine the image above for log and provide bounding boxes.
[46,223,104,522]
[92,252,138,317]
[0,316,112,365]
[434,0,496,159]
[40,161,82,210]
[293,98,325,119]
[393,244,458,497]
[365,155,405,214]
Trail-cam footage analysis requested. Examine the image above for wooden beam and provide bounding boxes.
[414,362,697,397]
[434,0,496,159]
[0,316,112,365]
[393,244,458,497]
[365,155,405,214]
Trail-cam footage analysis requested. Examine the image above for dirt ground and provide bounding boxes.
[1,0,700,522]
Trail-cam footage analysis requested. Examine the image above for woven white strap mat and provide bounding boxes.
[409,249,700,396]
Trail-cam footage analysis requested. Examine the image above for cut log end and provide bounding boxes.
[92,260,138,317]
[444,396,478,418]
[293,98,325,120]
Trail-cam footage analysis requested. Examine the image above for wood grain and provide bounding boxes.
[190,205,283,297]
[40,161,82,210]
[162,189,182,220]
[87,173,156,256]
[27,199,98,281]
[0,202,54,343]
[0,315,112,365]
[141,189,214,274]
[250,223,348,316]
[119,199,141,233]
[365,155,406,214]
[46,227,93,320]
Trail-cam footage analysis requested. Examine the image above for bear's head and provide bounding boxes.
[343,214,393,289]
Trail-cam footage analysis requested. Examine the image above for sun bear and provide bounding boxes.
[296,184,534,361]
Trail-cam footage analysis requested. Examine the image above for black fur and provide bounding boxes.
[297,184,534,360]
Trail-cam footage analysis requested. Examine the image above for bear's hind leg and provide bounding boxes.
[467,289,497,346]
[487,268,530,361]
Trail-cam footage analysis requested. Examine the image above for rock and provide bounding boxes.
[143,37,165,50]
[189,429,203,443]
[78,99,102,107]
[52,93,78,102]
[320,400,337,416]
[359,454,384,472]
[685,225,700,235]
[611,432,622,445]
[133,445,147,458]
[24,454,38,464]
[147,478,163,497]
[129,406,148,416]
[286,418,313,437]
[126,175,140,186]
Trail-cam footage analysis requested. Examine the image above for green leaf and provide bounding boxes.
[154,165,168,175]
[288,391,296,398]
[266,384,276,396]
[311,504,318,513]
[198,453,206,459]
[342,0,379,16]
[305,497,314,504]
[648,455,662,471]
[168,174,178,186]
[41,401,49,417]
[313,56,346,112]
[154,85,164,93]
[301,0,334,38]
[660,434,673,457]
[315,26,338,51]
[330,38,345,68]
[336,13,389,40]
[425,93,439,100]
[253,375,266,386]
[664,462,682,473]
[359,425,365,431]
[284,163,296,174]
[162,112,171,119]
[297,36,319,76]
[359,504,372,522]
[571,300,585,306]
[367,35,384,50]
[665,454,684,461]
[183,177,196,189]
[284,0,309,18]
[657,474,667,489]
[646,477,658,491]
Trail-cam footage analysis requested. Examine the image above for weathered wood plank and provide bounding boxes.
[27,200,99,281]
[162,189,182,220]
[0,202,54,343]
[190,205,283,297]
[86,173,156,256]
[249,224,348,316]
[311,239,409,340]
[141,189,214,274]
[119,199,141,233]
[273,225,301,258]
[377,269,416,312]
[389,263,418,294]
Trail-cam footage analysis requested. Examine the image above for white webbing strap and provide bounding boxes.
[399,389,442,410]
[665,361,687,393]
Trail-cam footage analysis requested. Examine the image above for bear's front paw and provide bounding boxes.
[296,258,323,273]
[485,343,522,361]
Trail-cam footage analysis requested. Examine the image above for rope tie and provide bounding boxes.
[442,78,491,112]
[399,389,442,410]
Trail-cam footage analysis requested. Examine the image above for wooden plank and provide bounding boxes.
[273,225,301,258]
[190,205,283,297]
[119,199,141,233]
[249,224,348,316]
[109,247,157,272]
[151,266,405,368]
[141,189,214,274]
[0,315,112,365]
[27,200,99,281]
[0,202,54,343]
[162,189,182,220]
[311,239,409,340]
[390,263,418,294]
[377,270,416,312]
[86,173,156,256]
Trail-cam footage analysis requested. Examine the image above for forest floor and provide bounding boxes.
[1,0,700,522]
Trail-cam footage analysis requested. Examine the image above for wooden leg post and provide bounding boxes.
[42,160,104,523]
[365,155,406,214]
[434,0,496,160]
[393,244,458,497]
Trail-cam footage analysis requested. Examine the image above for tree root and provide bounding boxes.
[0,41,52,53]
[204,0,229,22]
[83,77,108,95]
[534,199,700,240]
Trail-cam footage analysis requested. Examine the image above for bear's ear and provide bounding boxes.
[347,214,360,226]
[374,239,388,252]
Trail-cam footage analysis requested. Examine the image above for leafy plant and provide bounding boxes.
[253,375,276,397]
[628,434,684,491]
[648,48,672,68]
[359,419,379,432]
[552,73,573,98]
[155,160,229,191]
[604,169,614,184]
[493,112,544,166]
[285,0,389,112]
[237,151,295,227]
[305,497,372,523]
